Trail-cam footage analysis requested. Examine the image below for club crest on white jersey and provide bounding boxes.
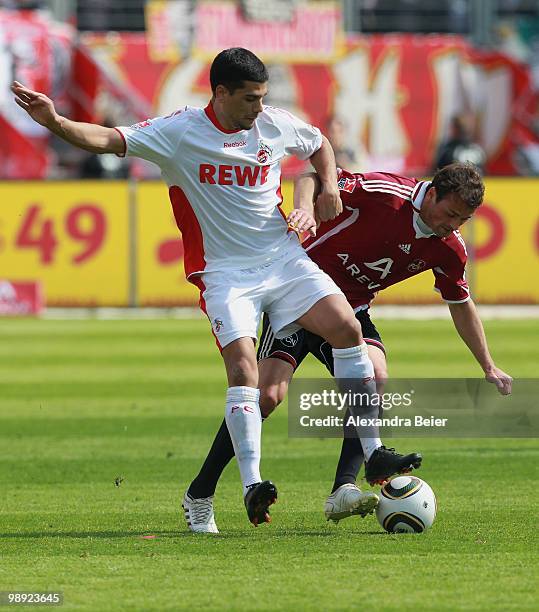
[256,140,273,164]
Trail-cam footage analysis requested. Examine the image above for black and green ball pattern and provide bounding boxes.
[381,476,423,500]
[383,511,425,533]
[376,476,437,533]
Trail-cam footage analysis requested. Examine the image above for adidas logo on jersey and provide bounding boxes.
[399,243,411,254]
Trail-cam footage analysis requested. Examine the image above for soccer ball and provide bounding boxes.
[375,476,437,533]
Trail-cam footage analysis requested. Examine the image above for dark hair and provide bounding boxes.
[210,48,268,94]
[431,162,484,209]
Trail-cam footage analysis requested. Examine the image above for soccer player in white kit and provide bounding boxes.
[12,48,388,529]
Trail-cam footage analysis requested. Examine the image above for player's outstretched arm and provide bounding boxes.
[11,81,124,155]
[309,136,342,222]
[448,300,512,395]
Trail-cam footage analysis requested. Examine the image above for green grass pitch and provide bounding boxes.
[1,317,538,611]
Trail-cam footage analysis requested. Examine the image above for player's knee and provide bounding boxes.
[259,383,286,417]
[374,362,388,383]
[328,316,363,348]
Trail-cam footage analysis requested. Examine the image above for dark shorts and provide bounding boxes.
[257,308,385,376]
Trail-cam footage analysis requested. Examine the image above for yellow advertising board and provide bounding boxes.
[0,179,537,307]
[136,182,199,306]
[469,179,539,303]
[379,178,539,304]
[0,181,130,306]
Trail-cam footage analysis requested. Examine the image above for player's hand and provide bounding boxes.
[287,209,317,237]
[11,81,59,129]
[485,366,513,395]
[315,182,343,222]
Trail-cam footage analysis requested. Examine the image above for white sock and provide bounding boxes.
[332,343,382,461]
[224,386,262,493]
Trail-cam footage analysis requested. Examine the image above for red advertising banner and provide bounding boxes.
[194,2,343,61]
[80,32,538,178]
[0,9,73,178]
[0,280,43,316]
[0,9,150,178]
[3,13,538,179]
[0,114,49,179]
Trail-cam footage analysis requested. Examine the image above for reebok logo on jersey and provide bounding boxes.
[213,318,223,332]
[224,141,247,148]
[399,243,411,254]
[199,163,270,186]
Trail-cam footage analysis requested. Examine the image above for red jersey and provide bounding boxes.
[302,169,470,309]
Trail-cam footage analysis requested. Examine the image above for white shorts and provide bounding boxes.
[198,238,343,350]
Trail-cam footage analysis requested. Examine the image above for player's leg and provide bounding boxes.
[330,343,387,492]
[185,313,307,531]
[324,310,388,492]
[258,358,294,417]
[295,293,385,459]
[187,418,234,497]
[183,273,275,530]
[183,335,265,531]
[267,250,420,484]
[307,319,384,521]
[187,315,299,505]
[188,338,260,499]
[257,322,377,521]
[300,296,421,484]
[257,313,309,416]
[220,337,278,526]
[264,252,383,457]
[264,250,382,519]
[260,311,380,497]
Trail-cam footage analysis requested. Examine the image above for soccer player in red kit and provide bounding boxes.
[186,162,512,530]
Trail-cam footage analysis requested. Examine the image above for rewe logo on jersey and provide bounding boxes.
[399,243,411,254]
[199,163,270,186]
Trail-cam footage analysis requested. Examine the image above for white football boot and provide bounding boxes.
[324,483,379,523]
[182,492,219,533]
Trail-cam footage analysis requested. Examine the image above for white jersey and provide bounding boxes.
[116,104,322,280]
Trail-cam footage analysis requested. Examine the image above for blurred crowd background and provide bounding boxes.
[1,0,539,180]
